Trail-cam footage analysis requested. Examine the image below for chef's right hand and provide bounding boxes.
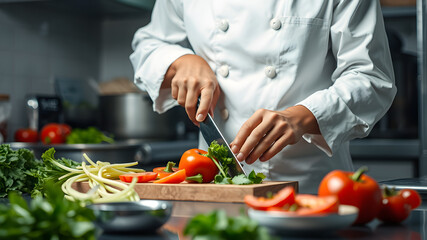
[163,54,221,126]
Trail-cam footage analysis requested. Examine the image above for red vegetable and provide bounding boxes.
[290,194,339,216]
[399,189,422,210]
[244,186,296,210]
[318,167,382,225]
[119,172,158,183]
[179,149,219,183]
[153,169,187,184]
[153,162,179,179]
[40,123,72,144]
[377,187,412,223]
[14,128,38,143]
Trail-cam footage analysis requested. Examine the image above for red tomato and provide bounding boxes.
[294,194,339,216]
[119,172,158,183]
[14,128,38,142]
[377,195,411,223]
[178,149,219,183]
[318,167,382,225]
[60,124,72,136]
[154,169,186,184]
[40,123,72,144]
[244,186,296,210]
[266,194,339,216]
[399,189,422,210]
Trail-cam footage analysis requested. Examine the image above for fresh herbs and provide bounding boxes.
[183,209,276,240]
[0,144,41,197]
[205,141,266,185]
[0,183,96,240]
[66,127,114,144]
[27,148,80,198]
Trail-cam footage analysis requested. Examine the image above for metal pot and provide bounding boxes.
[98,92,190,140]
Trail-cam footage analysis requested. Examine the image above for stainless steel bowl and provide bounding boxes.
[7,140,146,164]
[86,200,173,233]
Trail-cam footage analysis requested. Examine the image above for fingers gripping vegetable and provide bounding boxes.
[179,149,219,183]
[244,186,296,210]
[318,167,382,225]
[190,141,266,185]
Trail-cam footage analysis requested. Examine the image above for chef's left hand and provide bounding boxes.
[230,105,320,164]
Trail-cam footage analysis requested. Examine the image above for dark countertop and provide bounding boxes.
[98,201,427,240]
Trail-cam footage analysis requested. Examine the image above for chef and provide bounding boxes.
[130,0,396,193]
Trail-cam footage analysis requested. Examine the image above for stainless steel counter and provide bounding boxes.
[98,201,427,240]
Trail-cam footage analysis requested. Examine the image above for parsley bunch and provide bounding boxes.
[0,144,41,197]
[205,141,266,185]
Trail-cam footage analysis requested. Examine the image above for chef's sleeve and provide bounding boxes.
[130,0,193,114]
[297,0,397,156]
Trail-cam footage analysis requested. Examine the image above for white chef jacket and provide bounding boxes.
[130,0,396,193]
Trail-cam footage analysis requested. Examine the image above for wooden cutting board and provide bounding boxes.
[73,181,298,203]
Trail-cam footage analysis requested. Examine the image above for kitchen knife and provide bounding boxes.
[200,113,247,177]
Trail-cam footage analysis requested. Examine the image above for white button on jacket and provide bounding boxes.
[264,66,277,79]
[217,19,229,32]
[270,18,281,30]
[130,0,396,193]
[217,65,229,78]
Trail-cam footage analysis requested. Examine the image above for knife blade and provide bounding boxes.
[200,113,247,177]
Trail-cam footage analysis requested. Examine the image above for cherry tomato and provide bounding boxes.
[178,149,219,183]
[154,169,187,184]
[244,186,296,210]
[40,123,72,144]
[60,124,72,136]
[119,172,158,183]
[318,167,382,225]
[14,128,38,142]
[377,194,411,223]
[399,189,422,210]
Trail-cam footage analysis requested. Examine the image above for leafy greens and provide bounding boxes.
[183,209,276,240]
[204,141,266,185]
[0,144,41,197]
[0,182,96,240]
[27,148,80,197]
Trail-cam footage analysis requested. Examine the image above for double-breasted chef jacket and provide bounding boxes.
[130,0,396,193]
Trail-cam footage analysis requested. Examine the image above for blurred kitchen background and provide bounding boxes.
[0,0,426,181]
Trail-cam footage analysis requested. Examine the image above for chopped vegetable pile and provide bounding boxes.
[205,141,266,185]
